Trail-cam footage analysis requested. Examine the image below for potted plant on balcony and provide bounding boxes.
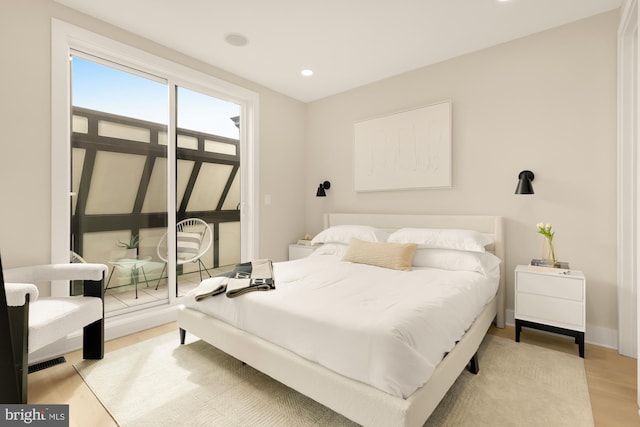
[117,234,139,259]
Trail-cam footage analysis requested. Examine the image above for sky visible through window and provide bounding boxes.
[71,56,240,139]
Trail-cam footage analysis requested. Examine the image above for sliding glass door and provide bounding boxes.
[70,53,241,315]
[174,87,241,294]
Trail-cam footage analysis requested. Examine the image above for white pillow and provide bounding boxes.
[412,248,501,277]
[311,225,389,245]
[387,228,493,253]
[309,243,349,258]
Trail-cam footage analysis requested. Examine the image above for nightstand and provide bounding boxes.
[288,244,317,260]
[514,265,586,358]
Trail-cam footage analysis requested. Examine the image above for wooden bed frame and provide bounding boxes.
[177,213,505,426]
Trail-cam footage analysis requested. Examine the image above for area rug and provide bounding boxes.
[74,332,593,426]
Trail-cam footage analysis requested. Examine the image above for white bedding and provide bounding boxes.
[182,253,499,399]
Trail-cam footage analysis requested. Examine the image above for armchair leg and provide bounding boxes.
[7,304,28,403]
[82,278,104,360]
[83,318,104,360]
[0,328,21,403]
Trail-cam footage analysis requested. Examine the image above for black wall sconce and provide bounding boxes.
[316,181,331,197]
[515,170,535,194]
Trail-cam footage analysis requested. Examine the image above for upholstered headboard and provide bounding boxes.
[324,213,505,328]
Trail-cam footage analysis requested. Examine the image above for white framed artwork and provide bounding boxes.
[353,100,452,192]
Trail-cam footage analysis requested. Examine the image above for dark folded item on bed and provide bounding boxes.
[225,258,275,298]
[193,279,227,301]
[226,277,275,298]
[194,259,275,301]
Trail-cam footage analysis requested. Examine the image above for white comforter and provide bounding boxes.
[182,254,499,398]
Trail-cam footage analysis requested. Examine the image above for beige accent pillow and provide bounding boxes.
[342,238,417,271]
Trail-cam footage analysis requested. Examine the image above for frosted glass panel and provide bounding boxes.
[205,140,236,155]
[158,131,167,146]
[187,163,233,211]
[71,148,85,214]
[219,222,241,267]
[85,151,146,214]
[221,169,240,210]
[98,120,150,143]
[72,115,88,133]
[177,160,195,207]
[83,231,125,264]
[177,134,197,149]
[141,158,167,213]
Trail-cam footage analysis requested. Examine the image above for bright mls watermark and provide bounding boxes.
[1,405,68,426]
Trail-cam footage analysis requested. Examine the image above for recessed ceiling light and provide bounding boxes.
[225,33,248,47]
[301,69,314,77]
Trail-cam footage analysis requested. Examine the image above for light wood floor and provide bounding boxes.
[27,323,638,426]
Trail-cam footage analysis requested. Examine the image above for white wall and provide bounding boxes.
[0,0,307,275]
[305,12,619,346]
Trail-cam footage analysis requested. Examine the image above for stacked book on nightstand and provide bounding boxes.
[528,259,570,274]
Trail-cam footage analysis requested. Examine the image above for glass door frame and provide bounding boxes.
[51,20,259,302]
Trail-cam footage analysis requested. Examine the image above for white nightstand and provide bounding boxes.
[288,244,317,260]
[514,265,586,358]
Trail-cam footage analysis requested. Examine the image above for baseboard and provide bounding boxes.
[504,309,619,351]
[585,324,618,350]
[104,304,179,341]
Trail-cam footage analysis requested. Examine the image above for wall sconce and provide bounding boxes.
[316,181,331,197]
[515,170,535,194]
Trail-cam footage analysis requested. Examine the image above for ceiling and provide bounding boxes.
[54,0,622,103]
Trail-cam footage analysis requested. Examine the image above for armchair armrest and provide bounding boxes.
[4,263,108,283]
[4,283,39,306]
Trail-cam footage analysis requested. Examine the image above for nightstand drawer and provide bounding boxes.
[516,293,584,329]
[516,271,583,301]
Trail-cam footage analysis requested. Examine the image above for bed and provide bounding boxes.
[177,213,505,426]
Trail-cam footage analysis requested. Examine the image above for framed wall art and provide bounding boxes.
[353,100,452,192]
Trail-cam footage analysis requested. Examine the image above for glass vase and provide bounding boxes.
[541,237,556,263]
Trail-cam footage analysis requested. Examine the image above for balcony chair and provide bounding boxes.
[0,257,107,403]
[156,218,213,292]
